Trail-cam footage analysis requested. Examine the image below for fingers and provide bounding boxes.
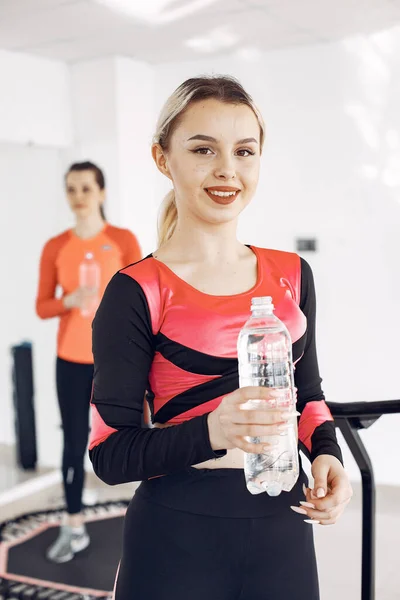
[290,503,345,525]
[313,494,352,513]
[225,387,284,405]
[218,406,299,453]
[231,436,278,454]
[81,288,98,298]
[309,484,353,512]
[308,504,347,526]
[224,409,298,426]
[307,479,352,507]
[214,387,299,452]
[297,502,346,521]
[291,484,352,526]
[228,424,290,438]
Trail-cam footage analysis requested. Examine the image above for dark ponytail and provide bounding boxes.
[66,161,106,220]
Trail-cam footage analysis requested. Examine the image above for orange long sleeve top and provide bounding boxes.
[36,224,142,364]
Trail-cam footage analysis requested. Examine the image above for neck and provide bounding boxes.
[74,213,105,240]
[167,215,243,264]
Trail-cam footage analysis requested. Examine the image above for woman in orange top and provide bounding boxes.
[35,161,141,563]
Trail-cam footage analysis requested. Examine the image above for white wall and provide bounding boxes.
[69,57,157,252]
[68,58,121,226]
[154,33,400,484]
[116,58,157,255]
[0,50,72,147]
[0,50,73,451]
[0,143,64,457]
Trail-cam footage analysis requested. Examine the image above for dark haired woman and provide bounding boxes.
[36,161,141,563]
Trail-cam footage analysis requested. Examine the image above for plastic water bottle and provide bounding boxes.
[237,296,299,497]
[79,252,100,318]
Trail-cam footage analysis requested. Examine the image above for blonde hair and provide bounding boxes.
[154,75,265,246]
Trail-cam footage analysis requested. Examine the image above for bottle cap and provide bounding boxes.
[251,296,274,310]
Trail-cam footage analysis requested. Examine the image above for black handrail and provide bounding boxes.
[325,399,400,600]
[328,399,400,419]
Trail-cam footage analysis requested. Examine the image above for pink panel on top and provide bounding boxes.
[298,401,334,452]
[89,403,118,450]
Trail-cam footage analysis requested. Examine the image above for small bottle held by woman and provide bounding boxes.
[79,252,100,317]
[35,161,142,564]
[238,295,299,496]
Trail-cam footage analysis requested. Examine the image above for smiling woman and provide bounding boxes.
[153,77,265,246]
[153,97,261,225]
[89,75,351,600]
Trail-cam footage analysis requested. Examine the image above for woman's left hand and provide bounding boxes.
[291,455,353,525]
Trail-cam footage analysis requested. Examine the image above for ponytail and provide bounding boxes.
[158,190,177,246]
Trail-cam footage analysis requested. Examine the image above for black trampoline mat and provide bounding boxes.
[6,516,124,592]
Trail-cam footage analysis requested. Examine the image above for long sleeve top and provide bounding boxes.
[35,224,141,363]
[89,246,342,484]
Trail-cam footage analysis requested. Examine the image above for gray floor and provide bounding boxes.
[313,484,400,600]
[1,446,399,599]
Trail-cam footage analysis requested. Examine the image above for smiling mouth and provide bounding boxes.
[204,188,241,205]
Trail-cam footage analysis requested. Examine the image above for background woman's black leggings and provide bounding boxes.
[56,357,93,515]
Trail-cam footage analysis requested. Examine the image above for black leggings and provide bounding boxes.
[56,357,93,515]
[116,477,320,600]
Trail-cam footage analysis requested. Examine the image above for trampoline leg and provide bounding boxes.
[338,419,375,600]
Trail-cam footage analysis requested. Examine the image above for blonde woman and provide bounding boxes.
[89,77,352,599]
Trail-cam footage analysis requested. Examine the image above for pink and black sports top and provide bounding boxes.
[89,246,342,494]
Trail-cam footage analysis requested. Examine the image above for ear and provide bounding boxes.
[152,143,172,180]
[99,189,106,203]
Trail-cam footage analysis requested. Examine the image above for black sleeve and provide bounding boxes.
[89,272,226,485]
[295,258,343,465]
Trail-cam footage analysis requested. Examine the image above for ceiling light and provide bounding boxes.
[95,0,219,24]
[185,26,239,53]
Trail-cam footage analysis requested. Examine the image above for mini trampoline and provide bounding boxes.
[0,501,128,600]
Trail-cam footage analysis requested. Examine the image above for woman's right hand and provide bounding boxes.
[207,387,297,453]
[63,287,96,310]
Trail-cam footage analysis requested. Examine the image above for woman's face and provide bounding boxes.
[153,98,261,227]
[66,170,104,219]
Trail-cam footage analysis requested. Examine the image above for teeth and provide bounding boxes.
[208,190,237,197]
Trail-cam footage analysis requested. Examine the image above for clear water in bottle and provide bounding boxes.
[79,252,100,318]
[237,296,299,496]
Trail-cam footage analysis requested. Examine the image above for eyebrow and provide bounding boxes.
[187,134,258,144]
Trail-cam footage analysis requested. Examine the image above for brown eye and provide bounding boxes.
[236,149,255,157]
[193,147,213,155]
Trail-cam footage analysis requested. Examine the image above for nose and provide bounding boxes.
[214,154,236,180]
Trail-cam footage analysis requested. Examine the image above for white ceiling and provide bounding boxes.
[0,0,400,64]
